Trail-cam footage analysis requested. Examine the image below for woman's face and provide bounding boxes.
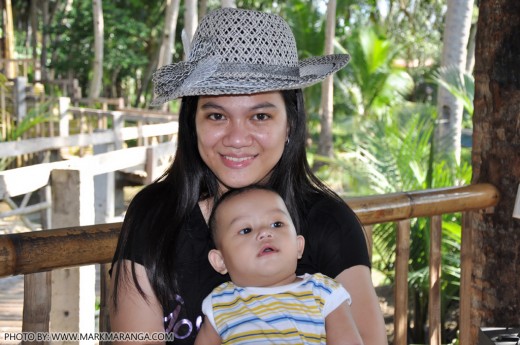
[195,92,288,191]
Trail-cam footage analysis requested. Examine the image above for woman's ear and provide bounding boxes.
[296,235,305,259]
[208,249,228,275]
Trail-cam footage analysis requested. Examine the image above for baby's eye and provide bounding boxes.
[252,113,271,121]
[208,113,225,121]
[271,221,283,228]
[239,228,252,235]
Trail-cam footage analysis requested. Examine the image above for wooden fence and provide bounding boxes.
[0,95,178,229]
[0,181,500,345]
[0,95,179,343]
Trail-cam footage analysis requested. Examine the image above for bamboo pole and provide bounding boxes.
[459,212,473,345]
[394,220,411,345]
[347,183,499,225]
[0,223,120,277]
[429,215,442,345]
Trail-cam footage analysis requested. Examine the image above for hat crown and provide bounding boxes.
[189,8,299,67]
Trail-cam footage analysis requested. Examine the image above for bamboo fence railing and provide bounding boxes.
[0,183,499,345]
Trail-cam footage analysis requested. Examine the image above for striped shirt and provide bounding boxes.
[201,273,351,344]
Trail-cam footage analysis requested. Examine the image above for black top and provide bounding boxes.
[114,186,370,344]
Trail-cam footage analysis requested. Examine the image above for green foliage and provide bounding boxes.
[47,1,161,99]
[339,26,414,119]
[309,20,472,342]
[432,65,475,121]
[332,103,471,343]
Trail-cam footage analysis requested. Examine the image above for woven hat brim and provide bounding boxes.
[150,54,350,106]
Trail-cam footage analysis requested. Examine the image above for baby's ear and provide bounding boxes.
[296,235,305,259]
[208,249,228,275]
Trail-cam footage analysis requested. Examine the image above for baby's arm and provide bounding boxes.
[194,317,221,345]
[325,300,364,345]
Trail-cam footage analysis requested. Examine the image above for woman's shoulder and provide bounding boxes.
[125,181,175,215]
[304,191,358,223]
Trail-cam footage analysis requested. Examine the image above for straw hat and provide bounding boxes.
[150,7,350,105]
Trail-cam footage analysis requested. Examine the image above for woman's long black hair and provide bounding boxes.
[111,89,343,311]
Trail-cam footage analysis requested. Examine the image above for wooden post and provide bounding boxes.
[429,215,442,345]
[145,146,157,185]
[98,264,111,337]
[117,97,125,109]
[58,97,70,158]
[94,142,115,223]
[58,97,70,137]
[49,169,96,343]
[394,220,411,345]
[459,212,473,345]
[112,113,124,150]
[14,77,27,121]
[22,273,51,345]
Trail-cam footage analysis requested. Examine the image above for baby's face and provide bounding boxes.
[210,189,304,287]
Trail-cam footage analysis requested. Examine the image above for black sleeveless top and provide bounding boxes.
[114,184,370,344]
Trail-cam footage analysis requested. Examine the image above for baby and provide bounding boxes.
[195,185,363,345]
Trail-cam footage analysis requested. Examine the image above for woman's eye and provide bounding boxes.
[239,228,252,235]
[253,113,271,121]
[208,113,225,120]
[271,221,283,228]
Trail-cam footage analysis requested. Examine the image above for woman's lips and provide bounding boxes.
[221,154,256,168]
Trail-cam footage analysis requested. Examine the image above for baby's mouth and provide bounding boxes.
[259,244,277,256]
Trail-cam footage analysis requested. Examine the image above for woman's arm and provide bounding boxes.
[109,260,165,344]
[325,300,363,345]
[194,317,221,345]
[335,265,388,345]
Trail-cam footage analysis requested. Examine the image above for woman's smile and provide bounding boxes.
[220,153,257,168]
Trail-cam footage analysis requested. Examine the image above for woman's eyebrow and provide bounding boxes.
[199,101,225,110]
[199,101,278,111]
[250,102,277,110]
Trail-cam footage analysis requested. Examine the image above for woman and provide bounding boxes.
[110,7,387,345]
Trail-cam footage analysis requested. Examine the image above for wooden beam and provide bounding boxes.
[0,121,178,158]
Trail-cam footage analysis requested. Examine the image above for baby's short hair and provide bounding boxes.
[208,185,281,242]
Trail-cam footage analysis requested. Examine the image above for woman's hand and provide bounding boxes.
[335,265,388,345]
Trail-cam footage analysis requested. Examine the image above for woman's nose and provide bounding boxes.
[222,121,253,148]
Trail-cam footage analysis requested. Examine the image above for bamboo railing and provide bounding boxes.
[0,183,500,345]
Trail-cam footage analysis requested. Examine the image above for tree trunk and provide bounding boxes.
[221,0,236,8]
[435,0,474,167]
[89,0,104,99]
[157,0,180,68]
[313,0,336,172]
[184,0,198,48]
[471,0,520,343]
[47,0,73,80]
[199,0,208,22]
[40,0,49,81]
[466,22,477,73]
[29,0,40,81]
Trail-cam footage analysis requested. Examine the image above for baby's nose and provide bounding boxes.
[257,229,274,240]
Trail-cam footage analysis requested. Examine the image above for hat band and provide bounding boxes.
[215,62,300,78]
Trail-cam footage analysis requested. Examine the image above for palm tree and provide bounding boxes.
[435,0,475,167]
